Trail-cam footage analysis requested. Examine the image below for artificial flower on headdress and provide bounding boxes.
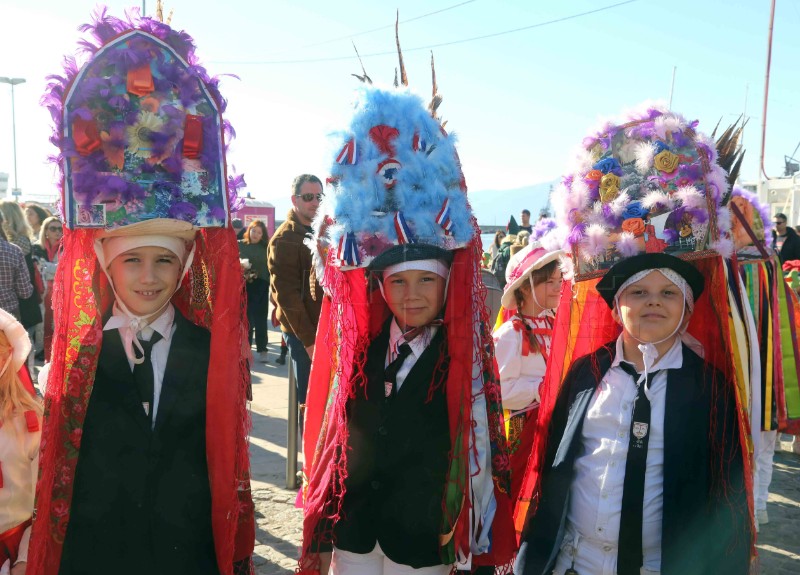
[51,7,237,231]
[553,103,732,276]
[30,9,254,575]
[514,104,755,559]
[301,59,515,570]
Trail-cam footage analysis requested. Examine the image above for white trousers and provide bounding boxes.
[331,543,451,575]
[754,430,778,511]
[552,527,660,575]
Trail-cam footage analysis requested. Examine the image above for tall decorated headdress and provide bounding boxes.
[513,104,755,554]
[30,9,254,575]
[300,34,514,571]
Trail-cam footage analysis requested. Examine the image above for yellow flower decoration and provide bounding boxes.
[599,173,621,203]
[126,111,164,159]
[654,150,680,173]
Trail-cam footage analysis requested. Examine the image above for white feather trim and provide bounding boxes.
[641,191,673,211]
[711,236,734,259]
[616,232,640,257]
[581,223,608,258]
[634,141,657,175]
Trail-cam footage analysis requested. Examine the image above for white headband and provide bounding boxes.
[101,235,188,268]
[382,258,450,280]
[615,268,694,312]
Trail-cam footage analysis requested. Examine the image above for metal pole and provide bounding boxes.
[10,83,18,195]
[286,357,299,489]
[668,66,677,110]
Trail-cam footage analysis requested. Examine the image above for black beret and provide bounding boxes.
[595,253,705,309]
[368,243,453,273]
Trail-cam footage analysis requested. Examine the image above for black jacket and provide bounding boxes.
[60,312,218,575]
[516,343,750,575]
[772,226,800,263]
[333,323,451,568]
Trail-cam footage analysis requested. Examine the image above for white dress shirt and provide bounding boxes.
[103,305,177,427]
[0,411,41,566]
[386,319,438,391]
[493,313,552,411]
[556,336,684,575]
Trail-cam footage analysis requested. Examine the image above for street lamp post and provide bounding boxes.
[0,77,26,199]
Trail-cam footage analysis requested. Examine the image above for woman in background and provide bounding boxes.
[238,219,271,363]
[32,216,63,361]
[23,203,51,241]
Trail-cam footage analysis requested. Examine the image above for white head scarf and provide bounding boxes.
[94,234,195,363]
[614,268,704,376]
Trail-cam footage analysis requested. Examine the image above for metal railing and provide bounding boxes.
[286,359,299,489]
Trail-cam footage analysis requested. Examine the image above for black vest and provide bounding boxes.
[333,323,451,568]
[60,312,218,575]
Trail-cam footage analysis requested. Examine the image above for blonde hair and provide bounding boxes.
[0,200,33,240]
[0,331,42,424]
[39,215,62,247]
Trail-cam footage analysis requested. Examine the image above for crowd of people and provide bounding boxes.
[1,10,798,575]
[0,201,63,365]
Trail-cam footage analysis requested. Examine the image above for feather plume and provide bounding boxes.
[581,224,608,259]
[710,236,734,259]
[395,12,408,87]
[641,191,673,211]
[634,141,657,174]
[674,186,704,210]
[616,232,640,257]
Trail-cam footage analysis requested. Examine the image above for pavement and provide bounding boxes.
[248,322,800,574]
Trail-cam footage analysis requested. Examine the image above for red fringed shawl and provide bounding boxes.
[300,233,515,571]
[28,227,255,575]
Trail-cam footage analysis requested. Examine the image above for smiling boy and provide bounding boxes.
[55,220,224,575]
[319,244,454,575]
[517,253,750,575]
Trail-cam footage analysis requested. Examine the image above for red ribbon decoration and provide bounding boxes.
[183,114,203,159]
[512,319,531,357]
[72,117,101,156]
[126,64,154,97]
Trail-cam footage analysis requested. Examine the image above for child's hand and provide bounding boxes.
[10,560,25,575]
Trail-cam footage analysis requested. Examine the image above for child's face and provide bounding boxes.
[613,270,688,343]
[383,269,447,331]
[107,246,182,319]
[531,267,563,311]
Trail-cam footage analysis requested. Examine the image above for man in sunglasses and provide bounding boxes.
[268,174,324,433]
[771,213,800,263]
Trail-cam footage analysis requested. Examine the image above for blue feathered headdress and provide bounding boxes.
[314,85,474,269]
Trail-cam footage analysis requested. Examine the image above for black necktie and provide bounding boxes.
[133,332,163,423]
[384,343,412,401]
[617,362,660,575]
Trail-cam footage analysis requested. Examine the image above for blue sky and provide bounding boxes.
[0,0,798,219]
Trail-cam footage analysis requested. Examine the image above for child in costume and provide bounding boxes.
[492,242,562,503]
[0,310,41,575]
[28,11,254,575]
[299,74,514,571]
[515,106,753,575]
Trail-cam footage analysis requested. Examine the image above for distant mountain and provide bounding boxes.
[467,181,556,227]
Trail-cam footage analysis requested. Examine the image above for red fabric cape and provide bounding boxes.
[300,233,515,571]
[28,227,255,575]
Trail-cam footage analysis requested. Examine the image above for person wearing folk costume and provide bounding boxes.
[299,51,515,573]
[492,242,563,507]
[0,310,41,575]
[515,105,752,575]
[28,10,254,575]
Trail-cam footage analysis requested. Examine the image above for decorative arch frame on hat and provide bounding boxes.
[553,103,732,279]
[44,9,246,231]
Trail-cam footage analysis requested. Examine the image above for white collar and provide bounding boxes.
[389,318,438,359]
[612,335,684,377]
